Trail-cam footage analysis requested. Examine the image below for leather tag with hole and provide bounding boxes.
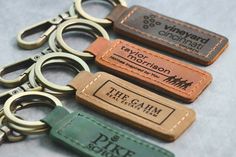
[106,5,228,65]
[85,37,212,103]
[69,71,196,141]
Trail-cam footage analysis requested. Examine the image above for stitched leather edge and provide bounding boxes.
[100,40,209,96]
[56,113,173,157]
[120,7,224,58]
[80,74,191,134]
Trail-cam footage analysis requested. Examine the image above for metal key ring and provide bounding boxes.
[0,23,100,88]
[0,115,26,142]
[4,95,61,135]
[1,103,48,137]
[56,18,109,59]
[34,53,90,94]
[7,122,48,135]
[0,59,80,117]
[75,0,127,26]
[28,59,82,97]
[50,24,101,53]
[3,91,62,130]
[6,100,55,135]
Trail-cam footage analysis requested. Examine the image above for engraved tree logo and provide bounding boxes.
[164,75,193,90]
[143,14,162,29]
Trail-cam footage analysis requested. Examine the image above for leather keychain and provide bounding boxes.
[3,91,175,157]
[74,0,228,65]
[56,19,212,103]
[34,53,196,141]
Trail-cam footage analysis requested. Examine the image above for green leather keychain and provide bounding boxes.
[44,107,174,157]
[3,91,174,157]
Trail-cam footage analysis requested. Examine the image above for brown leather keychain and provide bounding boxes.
[74,0,228,66]
[56,19,212,103]
[34,52,196,142]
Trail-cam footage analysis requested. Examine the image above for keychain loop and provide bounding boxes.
[27,60,80,97]
[50,24,101,53]
[56,18,109,59]
[0,23,100,88]
[7,122,48,135]
[17,5,78,50]
[3,91,62,131]
[34,53,90,93]
[0,115,26,142]
[0,58,81,117]
[75,0,127,26]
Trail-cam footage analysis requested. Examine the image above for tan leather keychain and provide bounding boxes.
[34,52,196,142]
[56,19,212,103]
[75,0,228,66]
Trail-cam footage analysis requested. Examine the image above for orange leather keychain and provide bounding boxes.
[56,19,212,103]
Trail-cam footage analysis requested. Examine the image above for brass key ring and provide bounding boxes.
[3,91,62,134]
[0,114,26,142]
[0,24,97,88]
[0,58,82,118]
[34,53,90,94]
[50,24,101,53]
[56,18,109,59]
[75,0,127,26]
[27,60,81,97]
[1,100,54,142]
[6,101,53,135]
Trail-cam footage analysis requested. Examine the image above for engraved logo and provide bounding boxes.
[123,10,213,53]
[111,46,193,90]
[87,133,136,157]
[94,81,175,125]
[106,87,163,117]
[143,14,161,29]
[164,75,193,90]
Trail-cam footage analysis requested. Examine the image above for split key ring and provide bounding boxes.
[75,0,127,26]
[3,91,62,135]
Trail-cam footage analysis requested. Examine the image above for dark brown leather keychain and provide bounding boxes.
[75,0,228,66]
